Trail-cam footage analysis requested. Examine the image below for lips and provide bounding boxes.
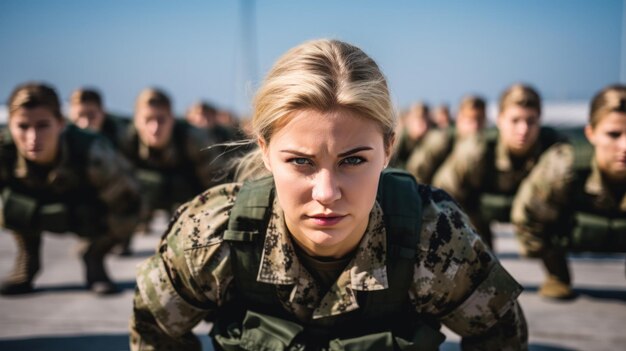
[307,214,346,226]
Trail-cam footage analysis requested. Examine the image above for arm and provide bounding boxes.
[511,143,575,256]
[410,187,527,349]
[86,137,142,240]
[432,135,485,209]
[406,130,453,184]
[129,183,240,351]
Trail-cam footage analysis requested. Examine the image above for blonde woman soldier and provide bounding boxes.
[433,84,564,248]
[130,39,527,351]
[512,84,626,299]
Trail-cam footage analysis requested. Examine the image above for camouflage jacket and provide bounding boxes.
[432,131,551,214]
[512,143,626,255]
[130,182,527,350]
[406,128,456,184]
[0,125,140,239]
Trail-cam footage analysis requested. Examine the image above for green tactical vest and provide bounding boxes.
[0,125,107,236]
[551,142,626,252]
[121,120,202,210]
[211,169,445,351]
[479,126,563,223]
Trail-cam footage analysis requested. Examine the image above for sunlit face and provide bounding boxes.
[456,107,485,138]
[585,111,626,182]
[69,102,106,131]
[134,104,174,149]
[9,107,65,165]
[405,113,429,140]
[497,105,541,156]
[260,108,392,258]
[186,106,214,129]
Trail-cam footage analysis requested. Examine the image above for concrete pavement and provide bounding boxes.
[0,218,624,351]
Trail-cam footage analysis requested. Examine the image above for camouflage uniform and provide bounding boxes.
[130,181,527,350]
[120,121,226,219]
[511,143,626,291]
[432,129,560,247]
[0,125,141,294]
[405,128,456,184]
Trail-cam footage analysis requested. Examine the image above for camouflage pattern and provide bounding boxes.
[511,143,626,256]
[130,182,527,350]
[432,132,552,245]
[405,128,455,184]
[0,126,141,241]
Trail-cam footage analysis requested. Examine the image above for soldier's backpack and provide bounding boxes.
[212,169,445,351]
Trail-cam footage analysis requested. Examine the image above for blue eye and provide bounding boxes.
[288,157,312,166]
[341,156,365,166]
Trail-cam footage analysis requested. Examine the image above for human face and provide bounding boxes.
[497,105,540,156]
[456,107,485,138]
[134,104,174,149]
[585,111,626,182]
[260,108,391,258]
[69,102,105,131]
[9,107,65,165]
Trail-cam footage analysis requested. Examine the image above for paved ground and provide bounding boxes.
[0,218,624,351]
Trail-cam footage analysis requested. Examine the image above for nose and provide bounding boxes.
[147,120,160,135]
[311,169,341,205]
[26,127,38,144]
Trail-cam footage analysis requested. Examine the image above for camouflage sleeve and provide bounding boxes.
[410,187,527,348]
[130,183,240,350]
[184,125,228,189]
[432,135,485,209]
[511,143,575,256]
[406,130,453,184]
[86,137,141,240]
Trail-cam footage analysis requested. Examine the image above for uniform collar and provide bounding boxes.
[256,198,389,319]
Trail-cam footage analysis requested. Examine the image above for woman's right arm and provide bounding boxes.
[129,183,241,351]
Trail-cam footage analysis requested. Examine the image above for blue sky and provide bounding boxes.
[0,0,624,117]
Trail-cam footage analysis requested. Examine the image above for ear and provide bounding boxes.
[258,137,272,172]
[584,124,596,145]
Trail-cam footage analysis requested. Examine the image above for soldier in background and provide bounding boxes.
[185,101,238,143]
[0,82,141,295]
[389,101,432,169]
[512,84,626,299]
[433,84,564,248]
[68,88,129,148]
[432,103,452,129]
[119,88,224,241]
[406,95,486,184]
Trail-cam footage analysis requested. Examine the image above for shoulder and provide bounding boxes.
[450,133,487,162]
[165,182,243,250]
[532,142,576,184]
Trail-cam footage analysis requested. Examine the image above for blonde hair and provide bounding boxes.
[8,82,63,121]
[498,83,541,115]
[135,88,172,113]
[252,39,395,147]
[589,84,626,128]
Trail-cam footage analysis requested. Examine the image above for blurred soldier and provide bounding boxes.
[68,88,129,148]
[433,103,452,129]
[512,84,626,299]
[406,95,486,184]
[120,88,224,237]
[389,102,431,169]
[0,82,141,295]
[185,101,239,143]
[433,84,564,248]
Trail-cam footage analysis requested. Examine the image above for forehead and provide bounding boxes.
[595,111,626,127]
[11,106,57,122]
[135,104,171,118]
[270,108,384,147]
[500,105,539,118]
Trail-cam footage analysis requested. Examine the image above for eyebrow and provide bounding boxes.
[279,146,373,158]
